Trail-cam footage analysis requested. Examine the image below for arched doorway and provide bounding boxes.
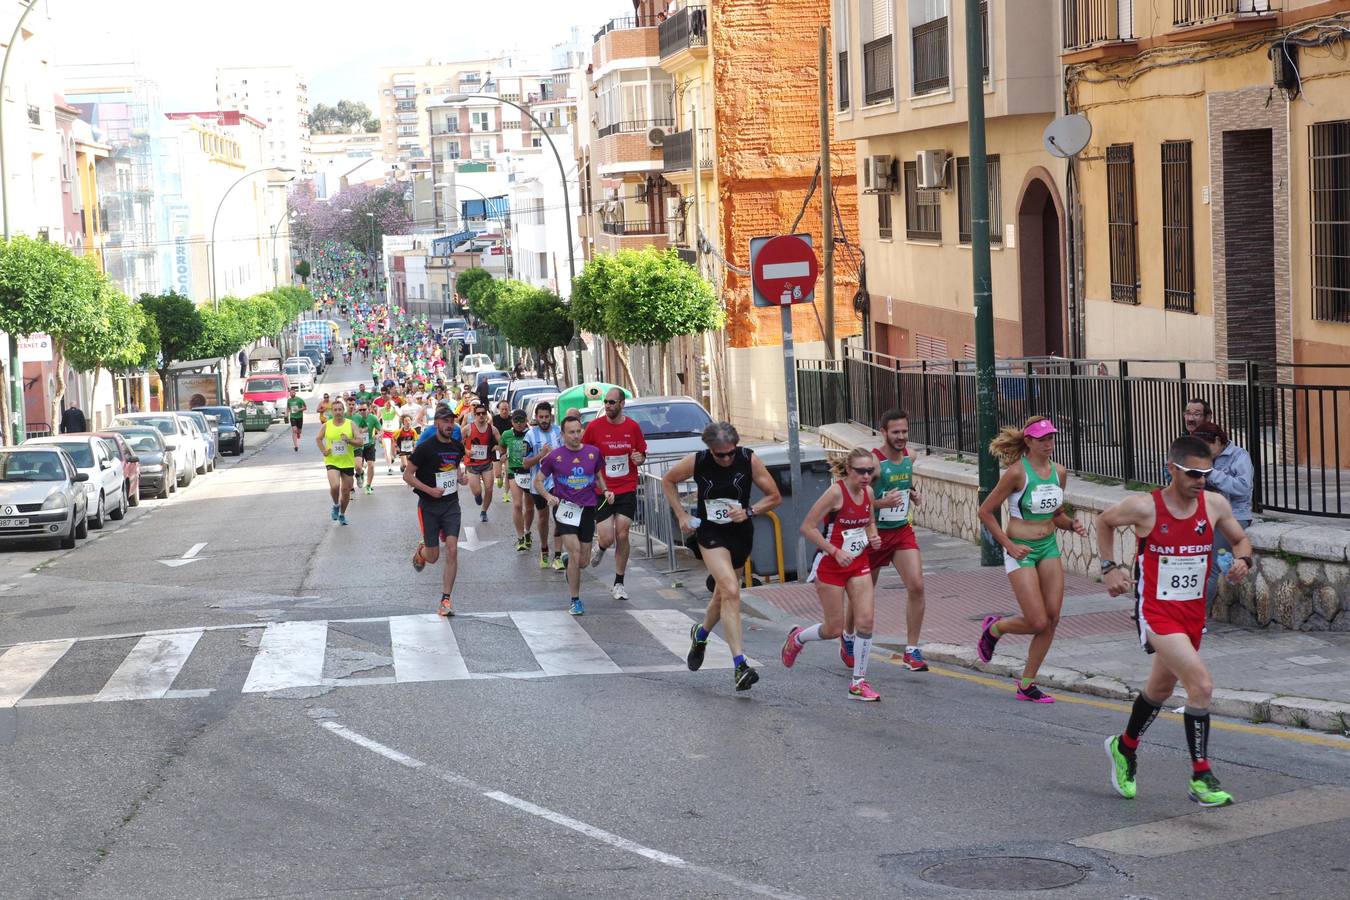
[1017,174,1066,357]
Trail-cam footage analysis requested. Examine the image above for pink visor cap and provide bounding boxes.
[1024,419,1058,439]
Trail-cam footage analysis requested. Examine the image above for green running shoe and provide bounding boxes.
[1188,771,1234,807]
[1104,736,1137,799]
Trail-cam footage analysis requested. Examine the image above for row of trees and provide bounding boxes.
[0,236,314,441]
[309,100,379,134]
[457,249,721,388]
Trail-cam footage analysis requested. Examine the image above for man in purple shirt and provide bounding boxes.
[535,415,614,616]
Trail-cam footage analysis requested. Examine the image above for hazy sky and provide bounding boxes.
[49,0,628,108]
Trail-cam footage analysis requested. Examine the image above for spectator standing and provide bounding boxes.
[59,404,87,434]
[1193,422,1253,607]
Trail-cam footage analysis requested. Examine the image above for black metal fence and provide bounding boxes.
[797,349,1350,518]
[1174,0,1273,28]
[1062,0,1133,49]
[658,5,708,59]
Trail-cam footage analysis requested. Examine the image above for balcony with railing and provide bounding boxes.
[595,217,668,253]
[661,128,713,175]
[862,36,894,106]
[593,15,660,70]
[659,6,708,64]
[912,18,950,95]
[1062,0,1138,59]
[1170,0,1278,40]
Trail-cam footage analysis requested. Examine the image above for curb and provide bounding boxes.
[740,590,1350,737]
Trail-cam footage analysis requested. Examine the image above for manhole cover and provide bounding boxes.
[920,856,1087,891]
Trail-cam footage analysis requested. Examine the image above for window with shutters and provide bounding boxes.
[909,0,949,95]
[1106,144,1140,304]
[904,161,942,241]
[862,0,895,106]
[878,192,893,240]
[1311,120,1350,323]
[835,0,851,111]
[956,155,1002,244]
[914,332,948,360]
[1161,140,1195,313]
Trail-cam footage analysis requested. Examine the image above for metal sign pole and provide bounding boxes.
[780,306,806,582]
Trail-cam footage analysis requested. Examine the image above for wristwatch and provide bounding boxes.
[1100,560,1119,573]
[746,506,756,518]
[1238,555,1254,568]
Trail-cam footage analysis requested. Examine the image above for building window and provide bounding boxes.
[537,252,548,280]
[904,161,941,241]
[471,110,491,132]
[1106,143,1140,304]
[835,0,850,111]
[910,0,949,95]
[862,1,895,106]
[1161,140,1195,314]
[1311,120,1350,323]
[472,138,493,159]
[878,193,893,240]
[956,154,1002,244]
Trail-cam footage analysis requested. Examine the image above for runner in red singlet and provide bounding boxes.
[464,403,499,523]
[781,447,884,701]
[1095,435,1253,808]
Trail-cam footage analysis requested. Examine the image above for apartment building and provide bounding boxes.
[376,57,505,167]
[833,0,1061,363]
[1062,0,1350,374]
[216,66,312,173]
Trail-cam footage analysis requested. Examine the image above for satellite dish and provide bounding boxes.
[1043,114,1092,158]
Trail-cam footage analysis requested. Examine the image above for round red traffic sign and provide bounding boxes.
[752,234,819,306]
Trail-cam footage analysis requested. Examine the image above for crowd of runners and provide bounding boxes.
[296,302,1254,810]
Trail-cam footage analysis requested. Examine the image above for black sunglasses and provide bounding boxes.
[851,467,878,477]
[603,399,621,405]
[711,448,738,459]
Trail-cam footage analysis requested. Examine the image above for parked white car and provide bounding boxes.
[172,413,211,476]
[284,357,316,391]
[24,435,127,529]
[461,353,496,381]
[0,447,90,548]
[111,413,199,488]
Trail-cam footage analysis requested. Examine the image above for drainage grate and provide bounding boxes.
[920,856,1088,891]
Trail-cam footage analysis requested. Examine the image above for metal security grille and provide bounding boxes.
[878,192,893,240]
[956,155,1003,244]
[863,37,894,105]
[1107,144,1140,304]
[1311,120,1350,323]
[904,161,942,241]
[912,17,950,95]
[839,51,850,110]
[1162,140,1196,313]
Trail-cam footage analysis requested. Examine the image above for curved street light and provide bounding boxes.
[210,166,295,308]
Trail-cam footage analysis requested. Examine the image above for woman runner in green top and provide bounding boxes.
[499,410,536,551]
[975,416,1087,703]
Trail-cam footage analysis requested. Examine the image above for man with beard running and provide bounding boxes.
[522,402,565,571]
[315,400,364,526]
[406,405,469,617]
[584,388,647,601]
[535,416,613,616]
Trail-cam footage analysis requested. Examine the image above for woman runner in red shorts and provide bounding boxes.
[781,447,884,701]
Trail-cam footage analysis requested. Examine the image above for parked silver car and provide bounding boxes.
[0,447,90,549]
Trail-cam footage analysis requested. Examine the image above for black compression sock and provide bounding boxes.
[1123,691,1163,750]
[614,574,624,585]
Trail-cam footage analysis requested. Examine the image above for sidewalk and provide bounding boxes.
[737,527,1350,735]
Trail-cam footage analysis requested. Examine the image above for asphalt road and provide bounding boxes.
[1,349,1347,900]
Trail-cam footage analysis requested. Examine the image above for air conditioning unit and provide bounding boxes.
[646,126,669,148]
[863,154,895,193]
[916,150,948,190]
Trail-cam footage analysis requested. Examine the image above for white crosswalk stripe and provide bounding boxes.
[0,609,730,708]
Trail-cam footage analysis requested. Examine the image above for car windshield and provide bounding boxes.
[49,442,94,467]
[0,451,65,482]
[248,377,286,392]
[284,364,305,374]
[125,434,160,453]
[116,416,176,436]
[597,403,711,438]
[201,408,235,423]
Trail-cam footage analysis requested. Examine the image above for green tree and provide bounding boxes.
[294,260,311,282]
[496,283,574,381]
[570,248,722,390]
[189,302,250,361]
[138,291,204,407]
[65,283,146,408]
[456,267,497,322]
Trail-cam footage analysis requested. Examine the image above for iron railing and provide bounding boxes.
[661,128,713,173]
[912,17,950,95]
[1174,0,1274,27]
[796,348,1350,518]
[1161,140,1196,313]
[1062,0,1134,49]
[597,118,675,139]
[601,219,664,235]
[658,5,708,59]
[862,36,894,105]
[594,14,659,44]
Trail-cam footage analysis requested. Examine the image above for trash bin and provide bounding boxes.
[745,442,834,581]
[241,404,273,432]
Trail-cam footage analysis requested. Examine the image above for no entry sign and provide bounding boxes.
[750,234,818,308]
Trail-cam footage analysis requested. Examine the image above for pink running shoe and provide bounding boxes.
[781,626,805,669]
[1015,682,1056,703]
[839,635,855,668]
[977,614,1002,663]
[848,679,881,702]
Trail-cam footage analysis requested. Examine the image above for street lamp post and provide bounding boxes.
[210,166,295,308]
[270,209,297,290]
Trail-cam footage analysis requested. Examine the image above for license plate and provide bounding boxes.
[0,517,30,527]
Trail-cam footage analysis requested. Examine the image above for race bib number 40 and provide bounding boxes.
[605,455,629,478]
[1157,555,1206,601]
[555,500,583,526]
[841,527,869,557]
[704,498,739,524]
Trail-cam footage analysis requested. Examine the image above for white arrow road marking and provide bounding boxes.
[158,542,209,567]
[458,526,497,552]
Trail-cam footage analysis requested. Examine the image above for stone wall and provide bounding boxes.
[820,422,1350,632]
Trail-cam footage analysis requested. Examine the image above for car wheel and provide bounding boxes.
[91,494,106,530]
[60,515,76,549]
[196,457,207,475]
[110,487,127,521]
[128,480,140,507]
[74,509,88,539]
[157,478,170,500]
[182,466,194,487]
